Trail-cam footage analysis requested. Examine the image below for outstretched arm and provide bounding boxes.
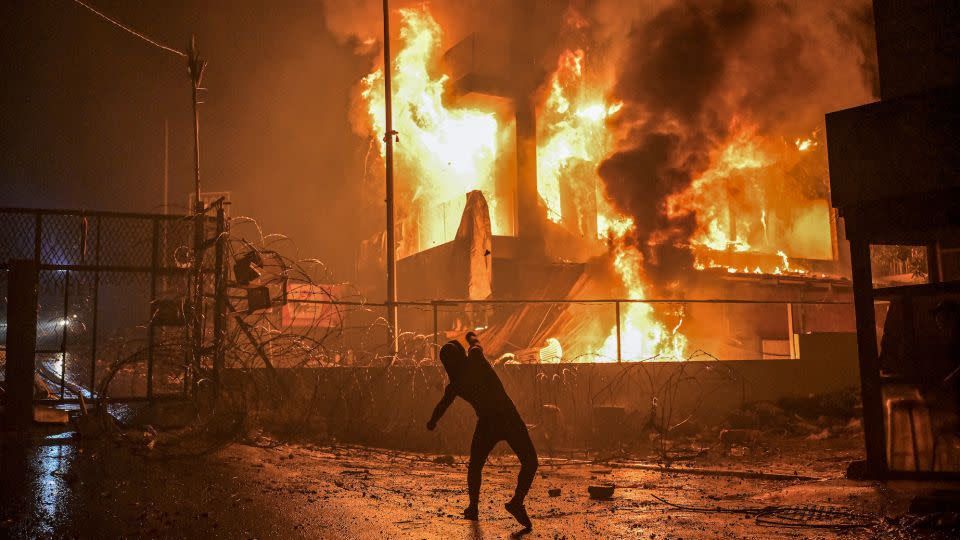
[427,384,457,430]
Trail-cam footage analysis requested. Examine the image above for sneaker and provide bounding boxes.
[504,501,532,529]
[462,506,479,521]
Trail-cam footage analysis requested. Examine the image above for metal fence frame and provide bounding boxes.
[0,207,220,403]
[1,207,856,401]
[286,296,855,363]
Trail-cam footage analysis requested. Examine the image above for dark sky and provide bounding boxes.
[0,0,377,277]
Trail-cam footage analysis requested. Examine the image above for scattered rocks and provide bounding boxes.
[588,484,615,500]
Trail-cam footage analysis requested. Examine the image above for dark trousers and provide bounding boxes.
[468,415,538,506]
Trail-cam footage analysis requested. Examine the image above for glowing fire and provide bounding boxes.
[356,6,837,363]
[360,8,506,253]
[596,240,687,362]
[537,48,621,234]
[535,47,686,361]
[358,8,686,362]
[667,126,832,275]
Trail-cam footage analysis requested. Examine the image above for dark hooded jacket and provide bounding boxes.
[438,340,520,421]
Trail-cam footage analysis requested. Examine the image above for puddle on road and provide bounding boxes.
[36,444,76,529]
[0,439,77,537]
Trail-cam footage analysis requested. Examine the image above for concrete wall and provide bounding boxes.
[228,332,859,453]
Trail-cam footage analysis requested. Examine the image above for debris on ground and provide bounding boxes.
[899,512,960,532]
[32,405,69,424]
[588,484,615,500]
[719,428,761,455]
[2,435,954,539]
[432,454,456,466]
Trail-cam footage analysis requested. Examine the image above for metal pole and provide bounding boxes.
[382,0,399,356]
[786,302,795,359]
[849,239,886,477]
[188,35,205,209]
[433,302,439,362]
[90,216,101,398]
[161,120,169,294]
[6,260,39,430]
[59,270,70,399]
[187,36,207,387]
[615,301,622,363]
[147,217,159,401]
[212,203,226,396]
[163,118,169,215]
[190,211,203,386]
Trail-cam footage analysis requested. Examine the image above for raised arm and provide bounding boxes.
[427,384,457,430]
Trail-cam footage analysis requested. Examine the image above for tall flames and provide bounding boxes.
[360,9,508,255]
[537,48,621,235]
[357,6,841,362]
[667,125,832,275]
[535,45,686,361]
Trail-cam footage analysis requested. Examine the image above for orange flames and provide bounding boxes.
[667,125,832,275]
[597,242,688,362]
[357,7,837,362]
[360,8,509,255]
[537,48,622,235]
[535,47,686,361]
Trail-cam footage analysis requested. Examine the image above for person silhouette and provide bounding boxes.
[427,332,538,529]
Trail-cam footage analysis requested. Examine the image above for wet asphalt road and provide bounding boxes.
[0,434,943,539]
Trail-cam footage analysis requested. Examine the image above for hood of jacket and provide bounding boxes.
[439,340,467,382]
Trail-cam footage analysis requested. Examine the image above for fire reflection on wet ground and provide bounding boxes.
[1,434,77,537]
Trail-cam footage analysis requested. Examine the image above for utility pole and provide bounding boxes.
[163,118,169,215]
[188,35,206,209]
[382,0,399,356]
[161,118,169,294]
[187,35,207,383]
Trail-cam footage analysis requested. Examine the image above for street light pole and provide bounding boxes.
[382,0,399,356]
[188,35,206,210]
[187,35,207,383]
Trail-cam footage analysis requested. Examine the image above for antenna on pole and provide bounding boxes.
[382,0,399,356]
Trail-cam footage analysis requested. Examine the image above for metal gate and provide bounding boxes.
[0,207,221,402]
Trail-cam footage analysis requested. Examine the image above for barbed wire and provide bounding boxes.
[66,212,802,465]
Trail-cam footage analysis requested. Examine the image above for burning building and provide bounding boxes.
[348,1,876,364]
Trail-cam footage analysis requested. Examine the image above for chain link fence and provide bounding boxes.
[0,208,218,402]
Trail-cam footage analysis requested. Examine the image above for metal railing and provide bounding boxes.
[286,295,856,364]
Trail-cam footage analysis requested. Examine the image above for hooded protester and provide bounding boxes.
[427,333,538,530]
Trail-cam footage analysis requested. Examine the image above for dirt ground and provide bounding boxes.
[2,429,958,539]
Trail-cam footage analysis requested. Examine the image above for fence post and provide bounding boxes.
[90,216,101,399]
[786,302,795,359]
[147,217,159,401]
[432,301,439,361]
[189,206,205,392]
[59,270,70,399]
[212,203,226,395]
[849,239,886,477]
[5,260,39,430]
[615,301,622,364]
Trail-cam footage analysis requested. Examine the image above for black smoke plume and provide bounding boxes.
[596,0,877,284]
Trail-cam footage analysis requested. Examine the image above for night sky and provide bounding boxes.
[0,0,378,277]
